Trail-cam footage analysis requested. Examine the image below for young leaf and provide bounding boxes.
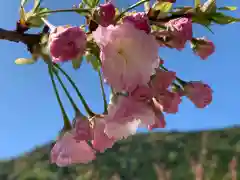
[33,0,43,13]
[26,8,50,27]
[19,6,26,24]
[171,6,194,15]
[152,2,173,12]
[194,0,201,8]
[201,0,216,13]
[36,7,50,17]
[15,58,36,65]
[218,6,237,11]
[21,0,28,7]
[82,0,99,8]
[192,15,212,26]
[211,12,240,25]
[144,1,150,12]
[86,53,101,71]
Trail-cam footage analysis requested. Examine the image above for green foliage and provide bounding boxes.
[200,0,217,13]
[152,2,173,12]
[86,53,100,71]
[0,127,239,180]
[218,6,238,11]
[72,57,84,70]
[194,0,201,8]
[82,0,100,8]
[26,8,50,28]
[20,0,49,28]
[211,12,240,25]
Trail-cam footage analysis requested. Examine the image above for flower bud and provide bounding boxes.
[98,2,116,27]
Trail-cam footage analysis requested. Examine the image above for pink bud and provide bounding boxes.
[150,69,176,92]
[49,26,87,62]
[185,81,213,108]
[99,2,116,27]
[156,91,181,114]
[72,116,93,141]
[192,37,215,60]
[123,12,151,34]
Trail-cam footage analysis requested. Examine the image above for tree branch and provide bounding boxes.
[0,28,41,49]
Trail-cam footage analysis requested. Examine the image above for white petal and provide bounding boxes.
[105,119,141,140]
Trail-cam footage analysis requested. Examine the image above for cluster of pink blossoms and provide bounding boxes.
[48,2,214,166]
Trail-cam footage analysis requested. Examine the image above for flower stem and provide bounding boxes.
[48,64,71,130]
[53,68,80,114]
[98,69,108,114]
[53,64,95,117]
[115,0,150,21]
[37,8,91,16]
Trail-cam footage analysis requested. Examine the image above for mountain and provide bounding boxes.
[0,127,239,180]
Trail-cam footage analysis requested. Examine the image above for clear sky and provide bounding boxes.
[0,0,239,159]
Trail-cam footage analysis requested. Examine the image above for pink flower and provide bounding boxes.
[99,2,116,27]
[51,132,95,167]
[150,69,176,92]
[192,37,215,60]
[130,85,153,102]
[72,116,92,141]
[92,117,115,152]
[93,21,159,92]
[49,26,87,62]
[123,12,151,34]
[166,17,192,50]
[105,96,156,139]
[156,91,181,113]
[184,81,213,108]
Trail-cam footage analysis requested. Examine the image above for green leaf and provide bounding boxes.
[192,15,212,26]
[218,6,238,11]
[15,58,36,65]
[194,0,201,8]
[93,0,100,7]
[86,53,101,71]
[152,2,173,12]
[72,57,83,70]
[19,6,26,24]
[211,12,240,25]
[33,0,42,13]
[201,0,216,13]
[26,8,50,27]
[82,0,99,8]
[78,2,84,8]
[171,6,194,16]
[36,7,50,17]
[144,1,150,12]
[21,0,28,7]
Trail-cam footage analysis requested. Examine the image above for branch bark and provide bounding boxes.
[0,28,41,49]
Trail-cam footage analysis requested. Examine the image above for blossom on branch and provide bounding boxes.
[93,21,159,92]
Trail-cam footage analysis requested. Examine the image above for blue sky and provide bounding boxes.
[0,0,239,159]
